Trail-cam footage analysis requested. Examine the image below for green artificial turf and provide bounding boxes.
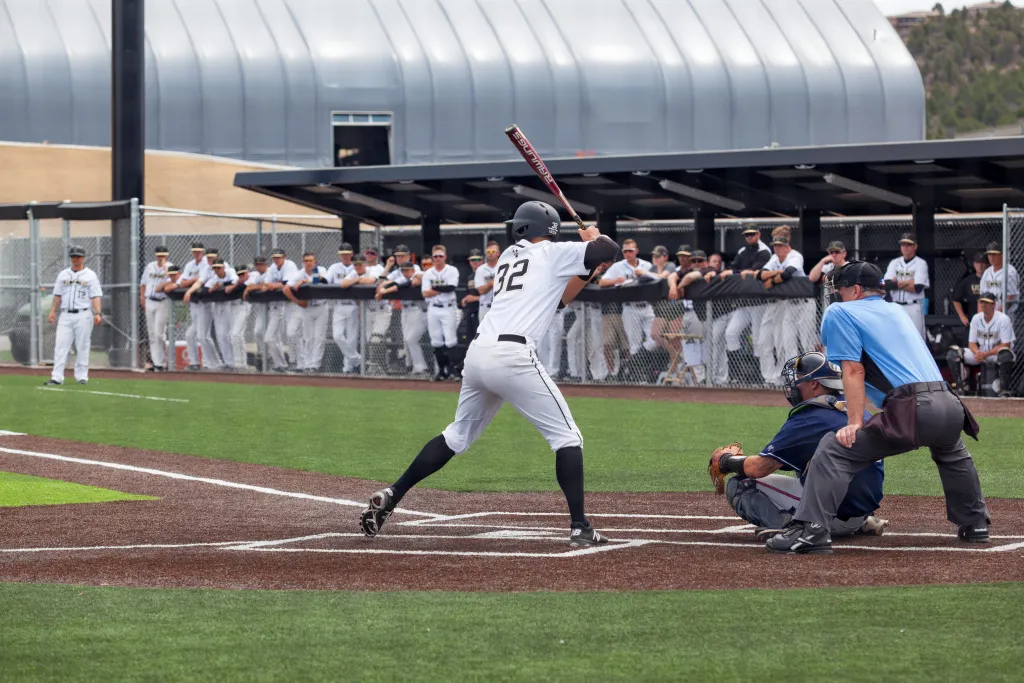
[0,582,1021,682]
[1,374,1022,497]
[0,471,156,507]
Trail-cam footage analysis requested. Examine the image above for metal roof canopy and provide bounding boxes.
[234,137,1024,227]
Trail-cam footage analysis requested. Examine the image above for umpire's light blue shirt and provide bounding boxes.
[820,295,942,407]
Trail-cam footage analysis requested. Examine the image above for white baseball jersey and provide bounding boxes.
[476,239,589,343]
[980,264,1020,310]
[365,263,386,280]
[884,256,929,304]
[474,263,497,307]
[764,249,806,276]
[246,270,265,287]
[181,259,213,287]
[422,265,460,305]
[203,272,239,290]
[264,259,299,285]
[140,261,172,301]
[287,266,329,307]
[603,258,654,285]
[54,267,103,311]
[387,268,426,311]
[326,262,353,284]
[969,311,1015,351]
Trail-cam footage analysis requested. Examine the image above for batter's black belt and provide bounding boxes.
[473,333,526,345]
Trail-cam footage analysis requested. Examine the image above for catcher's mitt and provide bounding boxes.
[708,442,744,495]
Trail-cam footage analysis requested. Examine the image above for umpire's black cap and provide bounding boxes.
[833,261,884,290]
[68,245,86,257]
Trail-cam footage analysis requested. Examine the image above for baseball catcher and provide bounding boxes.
[708,351,888,541]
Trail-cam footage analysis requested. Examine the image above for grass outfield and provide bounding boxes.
[2,374,1022,498]
[0,471,156,507]
[0,582,1020,682]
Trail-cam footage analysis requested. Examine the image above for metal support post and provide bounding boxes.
[255,218,263,255]
[854,224,862,261]
[1002,204,1009,312]
[271,215,278,248]
[168,301,176,371]
[130,198,140,369]
[694,210,714,254]
[62,217,71,267]
[28,206,40,367]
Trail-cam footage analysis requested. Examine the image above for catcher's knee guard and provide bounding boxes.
[946,346,966,391]
[726,477,791,530]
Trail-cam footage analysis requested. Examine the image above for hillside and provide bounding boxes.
[902,2,1024,138]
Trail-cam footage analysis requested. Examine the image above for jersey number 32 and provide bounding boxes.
[494,259,529,297]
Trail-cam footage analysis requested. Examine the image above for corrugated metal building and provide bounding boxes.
[0,0,925,167]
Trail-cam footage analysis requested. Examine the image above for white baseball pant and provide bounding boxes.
[264,303,287,368]
[144,298,170,368]
[427,304,458,348]
[186,302,220,368]
[367,302,392,341]
[210,302,234,368]
[441,336,583,454]
[621,303,656,354]
[899,301,926,339]
[50,310,94,383]
[752,473,866,536]
[400,306,429,373]
[299,303,329,370]
[230,301,250,369]
[332,302,361,371]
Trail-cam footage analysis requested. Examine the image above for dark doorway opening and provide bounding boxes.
[334,125,391,167]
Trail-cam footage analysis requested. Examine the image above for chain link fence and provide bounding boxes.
[1003,207,1024,395]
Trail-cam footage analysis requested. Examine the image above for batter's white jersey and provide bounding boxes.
[54,266,103,310]
[980,264,1020,310]
[476,239,589,343]
[884,256,929,304]
[422,265,460,305]
[969,311,1015,351]
[764,249,807,276]
[140,261,172,300]
[265,259,299,286]
[474,263,497,307]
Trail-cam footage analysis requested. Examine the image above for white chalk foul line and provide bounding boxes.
[0,446,441,519]
[226,539,654,559]
[0,430,26,436]
[0,540,246,553]
[37,386,190,403]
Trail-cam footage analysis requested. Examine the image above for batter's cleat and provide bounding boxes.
[957,523,990,543]
[568,522,609,548]
[753,527,788,543]
[765,521,833,555]
[43,379,62,386]
[857,516,890,536]
[360,487,396,537]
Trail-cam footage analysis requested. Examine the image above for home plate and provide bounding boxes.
[472,529,563,539]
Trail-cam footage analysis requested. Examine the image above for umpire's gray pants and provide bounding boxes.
[794,390,988,529]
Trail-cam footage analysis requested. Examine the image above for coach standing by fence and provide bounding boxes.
[139,245,172,371]
[766,261,989,555]
[45,246,103,386]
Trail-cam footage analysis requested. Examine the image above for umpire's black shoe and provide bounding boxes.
[360,487,396,537]
[957,523,990,543]
[765,521,833,555]
[568,521,609,548]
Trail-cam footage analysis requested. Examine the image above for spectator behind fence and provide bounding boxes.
[980,242,1019,321]
[708,252,723,272]
[262,248,300,373]
[378,259,429,376]
[810,240,848,289]
[947,292,1016,397]
[952,252,988,329]
[284,252,329,374]
[749,234,811,383]
[328,243,360,374]
[140,244,172,372]
[600,238,657,379]
[225,264,250,371]
[884,233,930,339]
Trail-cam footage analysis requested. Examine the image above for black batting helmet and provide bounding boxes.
[505,201,560,242]
[781,352,844,407]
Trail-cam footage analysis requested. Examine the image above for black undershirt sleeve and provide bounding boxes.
[583,236,620,271]
[779,266,797,282]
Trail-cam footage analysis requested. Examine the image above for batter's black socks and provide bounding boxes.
[555,446,587,526]
[391,434,456,502]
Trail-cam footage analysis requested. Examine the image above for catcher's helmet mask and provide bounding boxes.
[781,351,844,407]
[505,201,561,244]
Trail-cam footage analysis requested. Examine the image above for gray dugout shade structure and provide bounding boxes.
[0,0,923,167]
[234,136,1024,224]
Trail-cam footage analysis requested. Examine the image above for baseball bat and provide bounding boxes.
[504,124,587,231]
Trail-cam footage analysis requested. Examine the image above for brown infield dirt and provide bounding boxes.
[2,366,1022,592]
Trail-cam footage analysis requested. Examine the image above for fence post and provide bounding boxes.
[256,218,263,255]
[704,301,714,387]
[271,215,278,248]
[28,205,40,367]
[168,300,176,372]
[130,198,140,370]
[854,224,861,261]
[62,214,71,268]
[1002,203,1009,312]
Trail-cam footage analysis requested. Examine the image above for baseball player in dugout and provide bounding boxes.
[477,241,501,322]
[708,352,888,541]
[752,233,812,382]
[952,252,987,329]
[423,244,461,381]
[980,241,1019,320]
[765,261,989,555]
[327,243,360,374]
[283,252,329,374]
[809,240,848,290]
[884,232,930,339]
[361,200,620,546]
[45,245,103,386]
[947,292,1016,397]
[224,264,251,371]
[179,242,215,371]
[139,244,173,372]
[262,248,299,373]
[460,248,485,343]
[377,259,430,376]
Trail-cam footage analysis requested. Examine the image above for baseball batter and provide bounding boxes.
[45,245,103,385]
[139,244,173,371]
[884,233,930,339]
[361,200,620,546]
[422,245,461,381]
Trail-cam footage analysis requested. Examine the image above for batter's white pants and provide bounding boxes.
[898,301,926,339]
[51,310,94,383]
[299,303,329,370]
[332,302,361,371]
[400,306,429,373]
[186,302,220,368]
[230,302,250,369]
[144,298,170,368]
[621,303,656,355]
[566,303,606,380]
[442,336,583,454]
[210,302,234,368]
[752,473,866,536]
[427,304,458,348]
